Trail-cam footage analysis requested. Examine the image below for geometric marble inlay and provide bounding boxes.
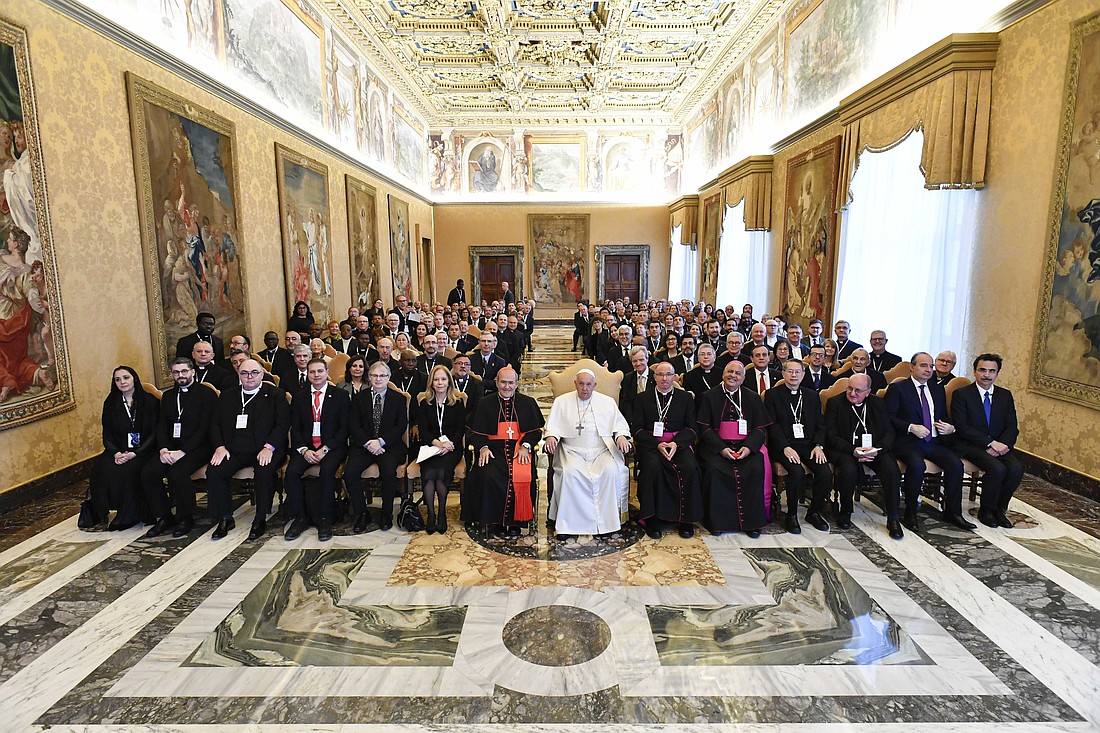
[1014,536,1100,592]
[0,540,106,609]
[503,605,611,666]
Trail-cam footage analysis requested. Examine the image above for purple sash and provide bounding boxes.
[660,431,677,443]
[718,421,773,520]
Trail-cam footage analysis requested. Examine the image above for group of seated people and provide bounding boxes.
[83,293,1023,545]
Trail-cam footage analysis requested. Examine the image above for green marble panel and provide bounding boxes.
[185,549,466,667]
[647,547,932,666]
[1014,535,1100,590]
[0,540,107,608]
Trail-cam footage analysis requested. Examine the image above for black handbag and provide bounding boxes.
[397,494,425,532]
[77,498,101,529]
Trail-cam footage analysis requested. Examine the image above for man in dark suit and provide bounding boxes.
[283,358,350,541]
[389,294,411,332]
[263,331,299,382]
[715,331,750,372]
[849,349,888,392]
[416,334,452,374]
[455,322,479,354]
[885,352,975,532]
[451,354,482,416]
[644,321,664,355]
[833,320,862,362]
[220,334,252,372]
[824,373,904,537]
[348,331,380,363]
[275,344,312,395]
[345,361,409,532]
[786,325,809,360]
[868,330,903,373]
[804,319,825,348]
[572,302,592,352]
[590,320,613,364]
[932,350,958,386]
[606,325,637,373]
[470,332,507,393]
[804,344,836,392]
[192,341,234,391]
[257,331,281,364]
[618,346,655,425]
[447,278,467,306]
[744,344,780,394]
[206,360,291,541]
[765,359,832,533]
[501,315,526,371]
[500,280,516,308]
[682,343,722,403]
[701,320,723,354]
[950,353,1024,528]
[520,300,535,353]
[668,335,697,374]
[175,312,224,364]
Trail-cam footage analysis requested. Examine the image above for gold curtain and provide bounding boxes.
[668,196,699,246]
[723,169,772,230]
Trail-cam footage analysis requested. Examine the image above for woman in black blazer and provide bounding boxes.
[414,365,468,534]
[87,366,159,530]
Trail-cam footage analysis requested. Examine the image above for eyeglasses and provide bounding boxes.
[239,370,263,377]
[170,369,192,376]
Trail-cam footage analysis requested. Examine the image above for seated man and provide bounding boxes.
[451,353,482,416]
[885,352,975,532]
[932,350,958,386]
[393,349,428,397]
[669,334,697,374]
[824,373,904,537]
[745,343,780,394]
[192,340,233,391]
[849,349,887,392]
[764,359,832,533]
[470,332,507,392]
[868,330,903,373]
[276,344,312,395]
[618,345,653,425]
[206,359,290,541]
[804,344,836,391]
[544,369,632,538]
[416,334,452,374]
[345,362,408,532]
[715,330,750,371]
[950,353,1024,528]
[696,361,770,538]
[283,358,350,542]
[466,367,544,537]
[629,362,703,539]
[682,342,721,403]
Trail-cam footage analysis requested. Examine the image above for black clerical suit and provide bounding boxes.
[824,392,902,518]
[764,384,832,516]
[630,388,703,527]
[470,350,507,393]
[416,353,453,374]
[392,369,427,403]
[834,339,863,362]
[453,374,483,417]
[142,381,217,522]
[950,383,1024,515]
[682,366,721,404]
[284,385,350,523]
[348,342,380,363]
[207,383,290,520]
[194,362,234,391]
[455,333,479,354]
[447,285,467,306]
[885,378,965,518]
[176,332,224,363]
[345,387,408,526]
[696,386,770,533]
[851,367,888,393]
[869,351,903,373]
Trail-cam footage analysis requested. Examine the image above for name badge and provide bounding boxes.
[236,414,249,429]
[172,422,182,439]
[652,421,665,437]
[438,434,449,443]
[127,432,141,448]
[312,421,322,437]
[861,433,873,449]
[792,423,804,439]
[737,418,748,434]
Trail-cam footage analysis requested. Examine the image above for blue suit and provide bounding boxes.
[885,378,965,516]
[951,383,1024,513]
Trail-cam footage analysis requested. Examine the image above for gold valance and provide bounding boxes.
[668,194,699,246]
[835,34,998,211]
[719,155,774,230]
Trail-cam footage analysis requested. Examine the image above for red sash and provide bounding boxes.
[490,420,532,521]
[490,421,521,441]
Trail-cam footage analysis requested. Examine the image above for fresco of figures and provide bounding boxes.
[347,175,379,312]
[276,144,334,325]
[529,214,588,306]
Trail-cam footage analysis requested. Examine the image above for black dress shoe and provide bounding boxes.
[679,524,695,539]
[977,508,999,528]
[379,518,394,531]
[836,513,852,530]
[172,516,194,538]
[886,518,904,539]
[211,517,235,540]
[995,511,1014,529]
[556,533,577,541]
[746,529,761,539]
[806,512,830,532]
[316,518,333,541]
[507,526,520,537]
[901,513,920,533]
[248,517,266,541]
[437,519,447,534]
[644,522,661,540]
[284,517,309,541]
[785,514,802,534]
[942,512,976,531]
[145,517,175,538]
[425,523,437,535]
[108,520,136,531]
[353,512,370,534]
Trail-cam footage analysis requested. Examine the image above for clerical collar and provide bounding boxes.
[242,386,261,395]
[789,388,800,394]
[657,388,674,396]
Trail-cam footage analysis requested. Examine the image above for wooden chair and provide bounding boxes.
[831,359,853,377]
[467,324,482,338]
[323,343,338,359]
[944,376,985,500]
[142,382,163,399]
[443,346,459,361]
[819,377,849,414]
[329,352,349,382]
[256,357,272,372]
[883,361,911,384]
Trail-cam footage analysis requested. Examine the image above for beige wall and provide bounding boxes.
[433,204,670,318]
[1,1,432,494]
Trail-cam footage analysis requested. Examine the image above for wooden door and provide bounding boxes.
[478,256,514,304]
[604,255,640,302]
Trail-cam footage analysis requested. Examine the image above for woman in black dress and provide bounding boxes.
[414,365,468,534]
[287,300,314,336]
[88,366,159,530]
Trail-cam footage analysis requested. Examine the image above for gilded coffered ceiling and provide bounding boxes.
[317,0,789,127]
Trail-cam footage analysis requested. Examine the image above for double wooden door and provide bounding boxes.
[603,254,640,302]
[478,256,514,304]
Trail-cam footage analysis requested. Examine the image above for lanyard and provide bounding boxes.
[700,372,713,391]
[122,397,136,428]
[312,389,324,421]
[790,392,803,423]
[241,389,259,414]
[176,390,184,421]
[852,403,868,435]
[436,400,446,435]
[456,377,468,393]
[655,390,674,422]
[724,390,742,420]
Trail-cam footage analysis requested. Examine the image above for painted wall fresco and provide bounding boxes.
[346,175,378,312]
[275,143,334,324]
[388,194,412,302]
[529,214,588,305]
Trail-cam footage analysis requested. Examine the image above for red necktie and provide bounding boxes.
[312,390,322,448]
[759,372,766,393]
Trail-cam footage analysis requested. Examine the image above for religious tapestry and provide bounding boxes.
[388,194,412,302]
[346,175,378,312]
[700,192,722,306]
[1032,12,1100,410]
[780,137,840,323]
[0,17,73,429]
[276,143,334,326]
[529,214,588,305]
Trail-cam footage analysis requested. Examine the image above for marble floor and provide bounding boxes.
[1,327,1099,731]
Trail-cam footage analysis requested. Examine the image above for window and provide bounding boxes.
[668,224,699,302]
[716,200,770,310]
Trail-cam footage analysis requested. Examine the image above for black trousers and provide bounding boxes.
[774,447,833,513]
[205,449,285,519]
[958,447,1024,511]
[344,445,406,521]
[283,446,348,521]
[895,439,963,514]
[141,450,211,520]
[828,449,902,517]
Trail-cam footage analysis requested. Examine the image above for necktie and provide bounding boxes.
[759,371,766,393]
[312,390,322,448]
[299,373,307,389]
[919,384,933,442]
[373,392,383,437]
[638,374,646,393]
[812,372,819,389]
[686,357,692,370]
[983,390,992,424]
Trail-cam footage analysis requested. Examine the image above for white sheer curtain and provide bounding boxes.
[716,201,770,310]
[668,224,699,302]
[834,129,980,366]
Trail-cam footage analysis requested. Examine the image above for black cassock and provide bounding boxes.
[630,389,703,525]
[465,393,544,527]
[696,386,771,532]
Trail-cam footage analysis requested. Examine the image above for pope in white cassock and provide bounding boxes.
[543,369,632,537]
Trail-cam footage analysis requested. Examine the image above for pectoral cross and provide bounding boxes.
[506,426,515,439]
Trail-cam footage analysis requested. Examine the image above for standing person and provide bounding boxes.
[833,320,862,361]
[283,358,350,542]
[415,365,468,534]
[521,299,535,353]
[287,300,315,336]
[867,330,903,373]
[447,278,467,306]
[618,346,654,425]
[143,358,217,539]
[572,302,592,353]
[470,332,507,392]
[206,359,290,541]
[804,344,836,391]
[500,280,516,308]
[175,312,224,363]
[345,362,408,532]
[86,366,159,531]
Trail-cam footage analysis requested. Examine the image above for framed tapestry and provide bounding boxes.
[529,213,589,305]
[275,143,334,325]
[700,192,722,305]
[0,17,74,429]
[387,194,412,302]
[1032,12,1100,410]
[127,73,251,389]
[346,174,378,312]
[780,136,840,323]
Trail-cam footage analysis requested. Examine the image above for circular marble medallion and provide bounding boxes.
[501,605,611,666]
